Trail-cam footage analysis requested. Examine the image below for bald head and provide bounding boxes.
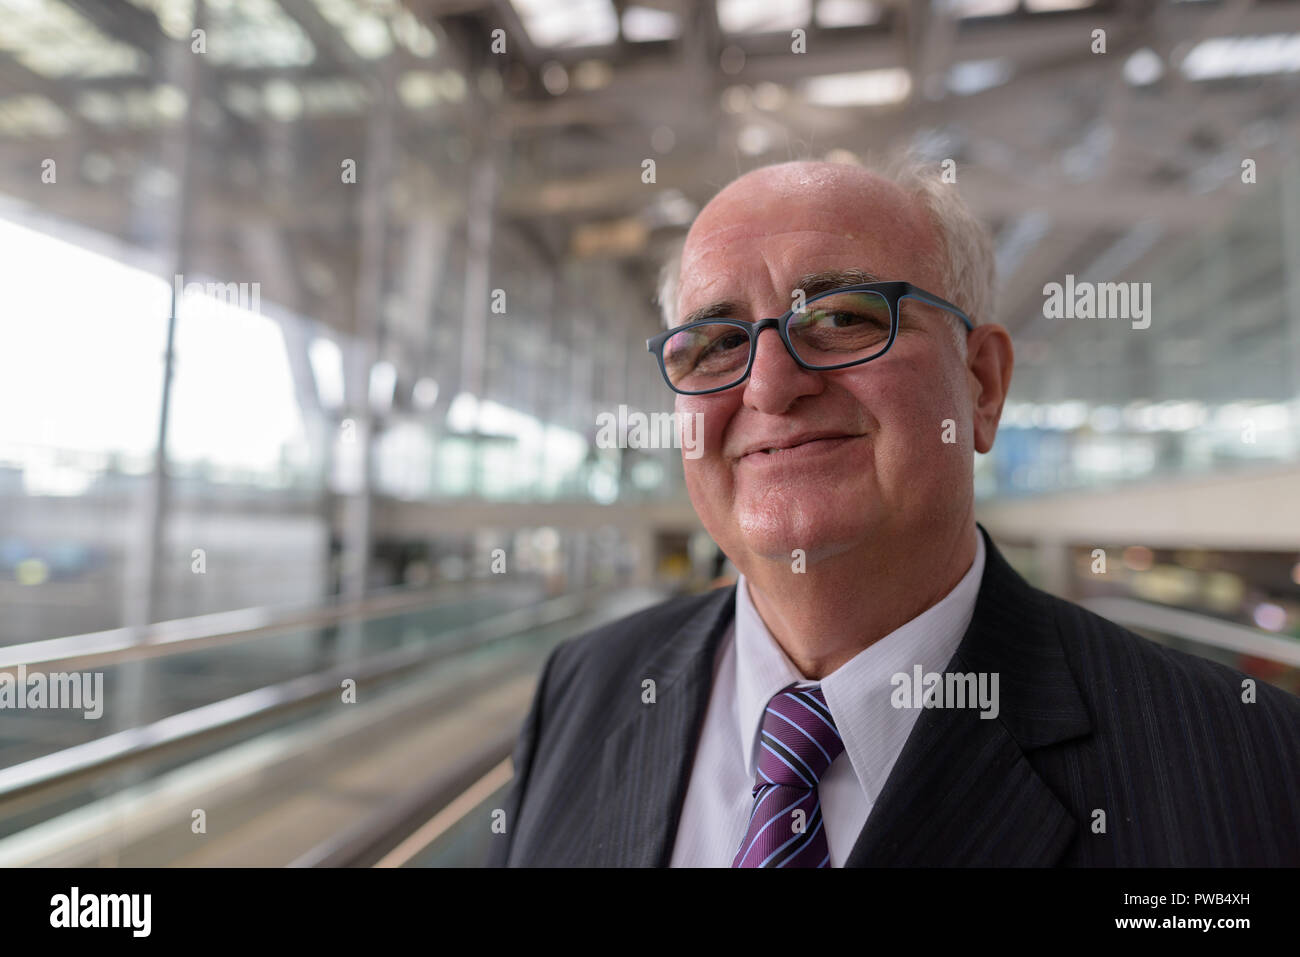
[658,158,995,340]
[677,160,945,322]
[684,160,937,257]
[693,160,914,229]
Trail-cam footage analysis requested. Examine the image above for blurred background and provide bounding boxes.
[0,0,1298,866]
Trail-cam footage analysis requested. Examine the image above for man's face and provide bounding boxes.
[673,163,989,569]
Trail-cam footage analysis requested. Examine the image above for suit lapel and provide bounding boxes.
[844,526,1092,866]
[589,585,736,866]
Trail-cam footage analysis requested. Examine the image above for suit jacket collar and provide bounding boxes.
[590,581,736,866]
[590,523,1092,866]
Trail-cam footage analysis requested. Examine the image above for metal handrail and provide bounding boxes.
[0,587,604,804]
[1080,597,1300,667]
[0,579,525,673]
[290,732,516,868]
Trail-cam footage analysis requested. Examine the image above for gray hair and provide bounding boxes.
[655,154,996,355]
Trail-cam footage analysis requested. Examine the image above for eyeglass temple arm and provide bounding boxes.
[903,287,974,331]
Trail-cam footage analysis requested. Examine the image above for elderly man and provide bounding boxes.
[489,159,1300,867]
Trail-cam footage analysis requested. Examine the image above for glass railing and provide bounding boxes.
[0,582,667,865]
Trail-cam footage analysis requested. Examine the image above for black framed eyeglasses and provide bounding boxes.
[647,280,973,395]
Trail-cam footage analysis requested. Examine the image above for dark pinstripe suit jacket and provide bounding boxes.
[489,524,1300,866]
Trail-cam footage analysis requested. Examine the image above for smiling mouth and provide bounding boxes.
[742,435,862,458]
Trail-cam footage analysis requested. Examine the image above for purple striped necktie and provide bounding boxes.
[732,682,845,868]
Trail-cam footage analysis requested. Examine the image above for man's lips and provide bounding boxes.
[736,431,865,459]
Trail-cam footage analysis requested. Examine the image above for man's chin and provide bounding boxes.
[733,514,869,568]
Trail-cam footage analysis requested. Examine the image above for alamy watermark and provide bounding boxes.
[0,665,103,719]
[173,272,262,315]
[1042,274,1151,330]
[595,404,704,459]
[50,887,150,937]
[890,665,999,719]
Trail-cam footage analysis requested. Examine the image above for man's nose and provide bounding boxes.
[741,321,825,413]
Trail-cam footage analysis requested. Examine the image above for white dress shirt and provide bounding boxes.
[669,532,986,867]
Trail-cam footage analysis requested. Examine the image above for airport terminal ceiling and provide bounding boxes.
[2,1,1300,419]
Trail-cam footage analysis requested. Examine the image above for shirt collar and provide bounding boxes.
[733,530,986,803]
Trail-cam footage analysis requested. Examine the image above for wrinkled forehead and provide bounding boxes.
[676,183,943,316]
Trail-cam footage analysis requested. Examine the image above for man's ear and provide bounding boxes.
[966,324,1014,454]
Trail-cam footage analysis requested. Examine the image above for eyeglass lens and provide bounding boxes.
[660,290,892,392]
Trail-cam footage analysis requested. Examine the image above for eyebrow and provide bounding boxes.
[676,268,884,326]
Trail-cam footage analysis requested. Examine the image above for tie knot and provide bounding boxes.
[756,683,845,790]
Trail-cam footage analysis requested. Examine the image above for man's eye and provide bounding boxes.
[812,310,882,328]
[701,333,747,355]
